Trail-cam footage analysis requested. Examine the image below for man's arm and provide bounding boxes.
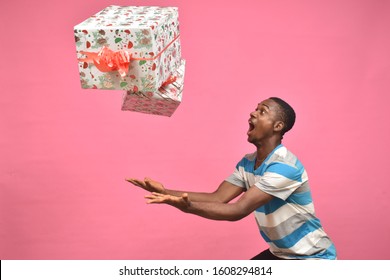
[167,180,244,203]
[127,178,244,203]
[146,185,273,221]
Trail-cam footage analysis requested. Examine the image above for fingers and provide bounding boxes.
[125,178,147,188]
[126,177,154,186]
[145,192,166,204]
[125,178,140,185]
[144,192,161,199]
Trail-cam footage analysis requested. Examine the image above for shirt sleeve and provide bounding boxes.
[254,161,305,200]
[225,160,247,189]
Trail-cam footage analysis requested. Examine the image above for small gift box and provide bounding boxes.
[74,5,181,91]
[121,60,185,117]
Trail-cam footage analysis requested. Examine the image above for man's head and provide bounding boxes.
[247,97,296,145]
[269,97,296,136]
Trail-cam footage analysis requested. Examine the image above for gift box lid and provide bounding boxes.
[74,5,178,29]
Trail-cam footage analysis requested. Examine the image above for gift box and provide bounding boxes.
[121,60,185,117]
[74,5,181,91]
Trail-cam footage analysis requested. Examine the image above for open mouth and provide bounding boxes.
[248,120,255,134]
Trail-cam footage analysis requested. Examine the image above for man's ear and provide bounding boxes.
[274,121,285,133]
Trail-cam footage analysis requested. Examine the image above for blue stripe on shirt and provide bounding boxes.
[266,161,304,182]
[236,154,304,182]
[256,192,312,214]
[255,191,313,215]
[236,157,254,173]
[286,191,313,205]
[255,197,287,214]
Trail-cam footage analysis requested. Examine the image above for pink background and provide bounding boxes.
[1,0,389,260]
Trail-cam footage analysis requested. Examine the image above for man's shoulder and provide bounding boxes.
[234,152,256,168]
[269,145,300,164]
[243,152,256,161]
[266,146,307,181]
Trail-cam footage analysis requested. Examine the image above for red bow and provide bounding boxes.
[78,46,131,78]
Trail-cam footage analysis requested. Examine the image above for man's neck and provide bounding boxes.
[255,139,282,163]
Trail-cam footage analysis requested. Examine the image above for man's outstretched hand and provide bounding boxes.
[126,177,166,194]
[145,192,191,212]
[126,178,191,212]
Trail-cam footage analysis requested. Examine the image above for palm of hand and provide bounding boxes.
[126,178,166,193]
[145,192,190,210]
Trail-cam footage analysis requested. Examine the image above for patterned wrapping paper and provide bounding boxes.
[74,5,181,91]
[121,60,185,117]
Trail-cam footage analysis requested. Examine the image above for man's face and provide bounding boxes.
[247,99,282,144]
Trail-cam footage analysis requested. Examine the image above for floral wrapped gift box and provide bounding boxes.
[74,5,181,91]
[121,59,185,117]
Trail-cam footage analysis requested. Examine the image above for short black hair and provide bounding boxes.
[269,97,296,136]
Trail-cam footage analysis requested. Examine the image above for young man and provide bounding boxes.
[127,97,337,260]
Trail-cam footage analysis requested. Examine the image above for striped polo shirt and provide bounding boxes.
[226,144,337,259]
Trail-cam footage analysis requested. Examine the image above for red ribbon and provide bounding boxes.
[161,75,177,87]
[78,46,131,78]
[78,34,180,79]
